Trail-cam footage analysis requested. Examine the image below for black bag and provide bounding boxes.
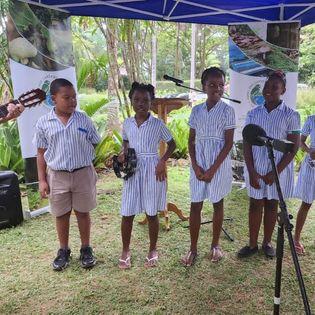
[0,171,23,229]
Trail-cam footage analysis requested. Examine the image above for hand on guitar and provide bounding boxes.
[0,102,24,123]
[0,89,46,123]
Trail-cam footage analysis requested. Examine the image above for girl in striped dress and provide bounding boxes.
[118,82,176,269]
[181,67,236,266]
[238,72,300,259]
[294,115,315,255]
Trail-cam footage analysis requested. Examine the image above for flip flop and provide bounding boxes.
[181,251,198,267]
[118,255,131,269]
[144,255,158,268]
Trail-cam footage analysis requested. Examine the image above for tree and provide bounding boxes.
[299,24,315,86]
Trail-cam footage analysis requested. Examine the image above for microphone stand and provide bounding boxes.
[265,140,311,315]
[172,82,241,104]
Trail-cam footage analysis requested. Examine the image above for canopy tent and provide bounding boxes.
[19,0,315,26]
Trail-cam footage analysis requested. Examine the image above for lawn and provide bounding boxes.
[1,165,315,314]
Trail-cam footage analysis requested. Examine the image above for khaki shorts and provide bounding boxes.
[47,165,97,217]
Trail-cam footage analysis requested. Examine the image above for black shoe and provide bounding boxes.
[262,243,276,258]
[80,246,96,269]
[52,248,71,271]
[237,245,258,258]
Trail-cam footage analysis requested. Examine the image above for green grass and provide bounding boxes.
[1,166,315,314]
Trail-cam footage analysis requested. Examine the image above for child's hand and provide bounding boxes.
[249,170,261,189]
[262,171,275,186]
[39,180,50,198]
[117,151,125,163]
[193,164,205,180]
[203,166,216,183]
[155,160,167,181]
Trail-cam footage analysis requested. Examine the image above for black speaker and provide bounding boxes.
[0,171,23,229]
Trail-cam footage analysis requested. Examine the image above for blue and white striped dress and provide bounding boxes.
[244,101,300,200]
[189,101,236,203]
[294,115,315,203]
[120,114,173,216]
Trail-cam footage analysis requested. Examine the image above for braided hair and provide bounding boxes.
[201,67,226,86]
[267,70,286,87]
[128,81,155,100]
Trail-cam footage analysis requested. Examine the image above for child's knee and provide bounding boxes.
[122,215,135,223]
[74,210,90,218]
[249,198,264,212]
[146,214,158,222]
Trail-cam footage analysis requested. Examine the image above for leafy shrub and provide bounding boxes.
[167,106,190,159]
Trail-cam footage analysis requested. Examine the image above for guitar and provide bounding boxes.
[0,89,46,118]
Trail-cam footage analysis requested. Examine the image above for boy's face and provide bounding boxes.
[131,90,151,115]
[263,78,285,105]
[52,86,77,114]
[203,75,225,103]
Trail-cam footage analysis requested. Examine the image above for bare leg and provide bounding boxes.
[211,199,224,248]
[120,215,135,261]
[189,202,203,252]
[145,214,159,267]
[294,202,312,243]
[249,198,264,248]
[262,199,278,245]
[74,210,91,247]
[55,211,71,249]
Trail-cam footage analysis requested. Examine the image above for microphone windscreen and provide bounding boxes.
[242,124,267,146]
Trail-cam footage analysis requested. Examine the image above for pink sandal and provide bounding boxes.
[118,255,131,269]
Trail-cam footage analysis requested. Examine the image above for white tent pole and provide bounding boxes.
[151,23,157,88]
[190,23,196,94]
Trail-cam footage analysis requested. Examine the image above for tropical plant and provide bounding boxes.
[0,121,24,175]
[94,130,122,168]
[168,107,190,159]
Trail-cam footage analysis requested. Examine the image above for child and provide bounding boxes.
[181,67,236,266]
[294,115,315,255]
[238,71,300,259]
[34,78,100,271]
[118,82,176,269]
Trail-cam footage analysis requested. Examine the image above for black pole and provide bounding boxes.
[173,82,241,104]
[266,141,311,315]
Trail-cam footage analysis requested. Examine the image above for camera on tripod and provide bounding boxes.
[113,148,137,180]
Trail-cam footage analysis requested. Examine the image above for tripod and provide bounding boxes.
[266,140,311,315]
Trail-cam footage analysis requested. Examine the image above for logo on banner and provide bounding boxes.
[39,74,57,108]
[248,81,265,107]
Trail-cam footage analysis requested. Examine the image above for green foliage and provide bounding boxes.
[80,97,108,117]
[299,25,315,86]
[93,130,122,168]
[0,121,24,175]
[168,107,190,159]
[296,88,315,124]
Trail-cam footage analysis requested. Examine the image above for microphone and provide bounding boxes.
[163,74,184,85]
[242,124,295,153]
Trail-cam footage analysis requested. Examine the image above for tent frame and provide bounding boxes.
[18,0,315,23]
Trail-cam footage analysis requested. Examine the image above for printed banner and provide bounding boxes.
[228,21,300,140]
[7,0,77,158]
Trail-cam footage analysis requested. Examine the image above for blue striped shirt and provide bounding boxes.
[33,109,100,171]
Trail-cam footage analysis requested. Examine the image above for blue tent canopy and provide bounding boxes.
[20,0,315,27]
